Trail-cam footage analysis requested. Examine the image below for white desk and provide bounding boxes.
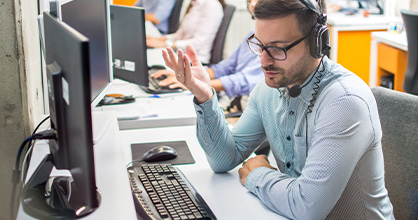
[369,31,408,87]
[96,79,197,129]
[120,125,288,220]
[17,111,137,219]
[97,46,198,130]
[19,112,288,219]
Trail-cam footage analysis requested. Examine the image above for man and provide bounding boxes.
[135,0,176,34]
[151,0,263,109]
[162,0,394,219]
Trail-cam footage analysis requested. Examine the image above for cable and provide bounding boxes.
[305,55,326,157]
[10,116,54,220]
[21,139,37,184]
[23,116,51,176]
[11,136,32,220]
[126,159,144,168]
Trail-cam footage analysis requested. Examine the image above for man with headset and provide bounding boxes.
[162,0,394,219]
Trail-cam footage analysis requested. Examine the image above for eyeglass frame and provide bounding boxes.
[246,33,311,61]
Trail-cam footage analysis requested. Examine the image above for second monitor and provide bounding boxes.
[110,5,182,94]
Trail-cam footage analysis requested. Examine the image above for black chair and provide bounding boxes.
[209,4,236,65]
[371,86,418,220]
[167,0,184,34]
[401,9,418,95]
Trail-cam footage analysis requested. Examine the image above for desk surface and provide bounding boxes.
[97,46,198,130]
[327,12,401,27]
[19,112,287,219]
[17,112,137,219]
[97,79,197,129]
[120,125,288,220]
[371,31,408,51]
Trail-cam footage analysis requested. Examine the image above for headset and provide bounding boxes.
[300,0,330,59]
[288,0,330,98]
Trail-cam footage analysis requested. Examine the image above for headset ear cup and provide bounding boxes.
[310,24,330,58]
[310,23,321,58]
[320,26,330,56]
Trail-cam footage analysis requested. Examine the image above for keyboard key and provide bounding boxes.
[127,164,216,220]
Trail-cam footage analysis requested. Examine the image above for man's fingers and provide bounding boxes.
[162,50,174,69]
[183,54,193,82]
[166,47,178,68]
[185,45,202,67]
[176,50,186,82]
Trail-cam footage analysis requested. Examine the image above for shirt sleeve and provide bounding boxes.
[209,47,239,78]
[244,94,377,219]
[152,0,176,25]
[194,87,267,172]
[218,55,262,98]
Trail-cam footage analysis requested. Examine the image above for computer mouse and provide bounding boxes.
[143,145,178,162]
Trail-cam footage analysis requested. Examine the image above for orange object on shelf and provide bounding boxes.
[112,0,136,6]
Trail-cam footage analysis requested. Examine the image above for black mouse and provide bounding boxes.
[143,145,177,162]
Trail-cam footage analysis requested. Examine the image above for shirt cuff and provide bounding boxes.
[245,167,277,193]
[193,88,219,117]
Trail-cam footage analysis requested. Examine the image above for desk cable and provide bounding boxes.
[10,116,55,220]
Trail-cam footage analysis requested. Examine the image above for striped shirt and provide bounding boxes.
[193,57,394,219]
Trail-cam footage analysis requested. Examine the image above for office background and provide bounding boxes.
[0,0,417,219]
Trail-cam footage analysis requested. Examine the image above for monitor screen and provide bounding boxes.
[60,0,112,107]
[21,12,99,218]
[110,5,149,86]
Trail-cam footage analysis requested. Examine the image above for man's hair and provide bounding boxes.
[254,0,327,38]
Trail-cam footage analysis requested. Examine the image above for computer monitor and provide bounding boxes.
[401,9,418,95]
[21,12,99,219]
[110,5,149,87]
[58,0,113,107]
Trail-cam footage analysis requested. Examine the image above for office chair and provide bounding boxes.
[209,4,236,65]
[401,9,418,95]
[371,86,418,220]
[167,0,184,34]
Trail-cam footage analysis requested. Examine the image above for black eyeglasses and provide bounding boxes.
[247,33,310,61]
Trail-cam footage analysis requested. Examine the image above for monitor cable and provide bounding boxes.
[10,116,55,220]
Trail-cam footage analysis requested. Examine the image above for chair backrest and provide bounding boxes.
[401,9,418,95]
[209,4,235,65]
[167,0,184,34]
[371,86,418,220]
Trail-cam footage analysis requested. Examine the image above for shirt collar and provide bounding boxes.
[297,56,331,104]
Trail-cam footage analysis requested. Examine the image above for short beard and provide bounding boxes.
[262,55,312,89]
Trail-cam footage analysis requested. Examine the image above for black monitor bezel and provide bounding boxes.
[110,5,149,86]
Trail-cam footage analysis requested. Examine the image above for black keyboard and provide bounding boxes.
[148,74,167,90]
[127,164,217,220]
[142,69,183,94]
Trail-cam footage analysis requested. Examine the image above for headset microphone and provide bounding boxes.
[288,84,302,98]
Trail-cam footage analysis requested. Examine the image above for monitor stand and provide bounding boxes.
[20,154,101,219]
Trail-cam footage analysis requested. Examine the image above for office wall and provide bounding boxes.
[411,0,418,10]
[0,0,43,219]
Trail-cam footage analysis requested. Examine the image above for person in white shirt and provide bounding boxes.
[146,0,225,64]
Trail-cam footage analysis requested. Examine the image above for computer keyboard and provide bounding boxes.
[127,164,217,220]
[142,69,183,94]
[148,74,168,90]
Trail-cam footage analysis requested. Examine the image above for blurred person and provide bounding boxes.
[151,0,263,111]
[146,0,225,64]
[134,0,176,34]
